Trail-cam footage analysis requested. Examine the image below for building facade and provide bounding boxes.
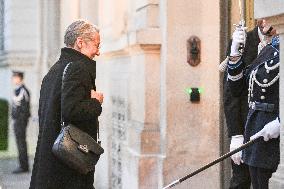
[2,0,283,189]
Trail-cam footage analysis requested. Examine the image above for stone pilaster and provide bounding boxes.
[39,0,61,78]
[97,0,162,188]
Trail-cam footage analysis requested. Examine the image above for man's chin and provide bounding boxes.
[92,54,100,59]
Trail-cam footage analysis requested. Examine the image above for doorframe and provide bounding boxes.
[219,0,231,188]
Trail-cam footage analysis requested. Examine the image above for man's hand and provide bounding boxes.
[230,27,247,57]
[91,90,104,104]
[250,118,280,142]
[230,135,244,165]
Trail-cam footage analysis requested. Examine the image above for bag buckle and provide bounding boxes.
[78,144,89,153]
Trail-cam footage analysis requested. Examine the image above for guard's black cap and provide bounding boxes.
[12,71,24,79]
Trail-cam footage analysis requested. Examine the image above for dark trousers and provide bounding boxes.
[229,161,251,189]
[13,117,29,170]
[249,166,274,189]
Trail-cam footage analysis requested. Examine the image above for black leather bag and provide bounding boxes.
[52,62,104,175]
[52,124,104,174]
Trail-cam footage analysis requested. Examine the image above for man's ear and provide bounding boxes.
[76,37,83,49]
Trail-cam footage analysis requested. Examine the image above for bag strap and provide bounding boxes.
[61,62,101,143]
[61,62,72,127]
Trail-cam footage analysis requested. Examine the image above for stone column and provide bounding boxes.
[254,0,284,188]
[39,0,61,78]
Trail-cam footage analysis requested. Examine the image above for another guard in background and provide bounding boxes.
[11,71,31,174]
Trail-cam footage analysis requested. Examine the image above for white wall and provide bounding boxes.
[4,0,39,52]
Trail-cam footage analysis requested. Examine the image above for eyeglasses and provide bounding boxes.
[84,38,100,49]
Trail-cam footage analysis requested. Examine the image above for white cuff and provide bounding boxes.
[227,71,243,81]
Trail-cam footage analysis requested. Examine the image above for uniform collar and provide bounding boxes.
[59,47,96,65]
[15,84,24,90]
[60,47,97,80]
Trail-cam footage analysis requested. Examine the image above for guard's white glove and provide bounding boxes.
[230,27,247,56]
[250,118,280,142]
[230,135,244,165]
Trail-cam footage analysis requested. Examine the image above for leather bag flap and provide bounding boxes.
[66,125,104,155]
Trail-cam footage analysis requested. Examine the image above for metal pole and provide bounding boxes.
[162,137,261,189]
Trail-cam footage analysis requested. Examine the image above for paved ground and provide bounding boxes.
[0,115,38,189]
[0,158,33,189]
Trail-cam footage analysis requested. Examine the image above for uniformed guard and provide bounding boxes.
[11,71,31,174]
[221,24,261,188]
[227,19,280,189]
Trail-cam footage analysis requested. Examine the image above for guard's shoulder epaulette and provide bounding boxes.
[271,36,280,47]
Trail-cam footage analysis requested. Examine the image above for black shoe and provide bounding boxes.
[12,167,29,174]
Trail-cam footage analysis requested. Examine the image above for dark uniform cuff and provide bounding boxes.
[227,58,245,81]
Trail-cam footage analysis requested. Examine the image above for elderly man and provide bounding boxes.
[30,20,103,189]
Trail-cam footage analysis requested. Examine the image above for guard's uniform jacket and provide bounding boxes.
[227,36,280,170]
[12,84,31,170]
[12,84,30,120]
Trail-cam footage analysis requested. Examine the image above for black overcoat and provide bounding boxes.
[30,48,102,189]
[227,36,280,170]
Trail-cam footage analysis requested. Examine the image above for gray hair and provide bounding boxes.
[64,20,100,47]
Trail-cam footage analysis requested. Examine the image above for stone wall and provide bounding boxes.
[96,0,224,188]
[96,0,162,188]
[162,0,222,188]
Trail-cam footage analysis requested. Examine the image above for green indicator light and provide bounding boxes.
[185,88,192,94]
[185,87,203,95]
[198,88,204,94]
